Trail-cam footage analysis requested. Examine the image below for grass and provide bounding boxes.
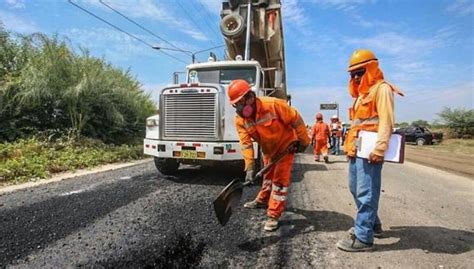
[0,137,146,185]
[408,139,474,156]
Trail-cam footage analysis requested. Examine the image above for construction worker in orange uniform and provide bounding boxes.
[311,113,330,163]
[227,79,310,232]
[336,49,403,252]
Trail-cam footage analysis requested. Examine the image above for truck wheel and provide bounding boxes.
[220,14,245,39]
[416,138,426,146]
[154,157,179,175]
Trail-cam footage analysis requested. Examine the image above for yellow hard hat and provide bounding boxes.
[348,49,378,71]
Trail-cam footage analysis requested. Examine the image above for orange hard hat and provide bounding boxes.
[348,49,378,71]
[316,112,323,119]
[228,79,251,104]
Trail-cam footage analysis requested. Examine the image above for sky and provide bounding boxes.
[1,0,473,124]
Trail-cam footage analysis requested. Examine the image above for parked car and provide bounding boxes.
[394,126,443,145]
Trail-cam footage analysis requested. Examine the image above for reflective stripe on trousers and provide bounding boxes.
[256,152,294,219]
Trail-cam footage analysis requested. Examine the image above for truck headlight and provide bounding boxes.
[146,119,157,127]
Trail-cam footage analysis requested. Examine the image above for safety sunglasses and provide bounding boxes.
[350,68,366,79]
[232,93,252,108]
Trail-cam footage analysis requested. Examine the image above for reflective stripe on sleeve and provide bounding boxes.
[352,116,379,126]
[256,113,277,126]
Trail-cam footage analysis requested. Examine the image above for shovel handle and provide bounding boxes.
[254,142,297,180]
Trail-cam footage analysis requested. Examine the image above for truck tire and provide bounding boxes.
[416,138,426,146]
[154,157,179,175]
[220,14,245,39]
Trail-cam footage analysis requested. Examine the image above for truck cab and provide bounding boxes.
[144,60,265,175]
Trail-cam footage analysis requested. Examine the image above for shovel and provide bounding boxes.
[213,143,296,226]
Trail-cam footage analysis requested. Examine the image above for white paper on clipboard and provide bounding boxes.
[356,130,405,163]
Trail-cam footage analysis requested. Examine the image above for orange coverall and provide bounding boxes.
[235,97,310,219]
[311,121,330,159]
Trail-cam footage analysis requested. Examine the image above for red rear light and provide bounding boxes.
[180,83,188,87]
[192,143,201,147]
[176,142,185,146]
[190,83,199,87]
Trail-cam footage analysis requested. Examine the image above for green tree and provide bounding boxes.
[411,119,430,127]
[395,122,409,128]
[0,26,156,143]
[437,107,474,138]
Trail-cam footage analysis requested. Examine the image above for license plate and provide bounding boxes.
[181,150,197,159]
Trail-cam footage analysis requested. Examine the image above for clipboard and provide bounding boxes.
[356,130,405,163]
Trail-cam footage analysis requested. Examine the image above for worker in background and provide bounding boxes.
[337,49,403,252]
[341,122,349,146]
[311,113,330,163]
[330,115,342,155]
[227,79,310,232]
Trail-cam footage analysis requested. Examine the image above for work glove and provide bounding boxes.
[244,168,255,185]
[294,141,308,153]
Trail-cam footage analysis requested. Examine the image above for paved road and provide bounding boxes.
[0,153,472,268]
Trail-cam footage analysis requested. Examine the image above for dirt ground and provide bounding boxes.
[405,145,474,179]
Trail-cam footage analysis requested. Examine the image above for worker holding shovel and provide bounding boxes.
[227,79,310,232]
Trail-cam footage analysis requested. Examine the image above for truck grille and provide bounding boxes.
[162,93,218,139]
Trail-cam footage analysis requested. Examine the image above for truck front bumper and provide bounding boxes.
[144,139,254,161]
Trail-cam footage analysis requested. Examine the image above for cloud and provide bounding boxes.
[345,28,457,83]
[65,27,167,62]
[0,10,38,33]
[283,0,308,27]
[309,0,377,12]
[290,86,350,124]
[79,0,208,41]
[396,81,473,122]
[5,0,25,9]
[141,82,169,104]
[195,0,221,15]
[446,0,474,17]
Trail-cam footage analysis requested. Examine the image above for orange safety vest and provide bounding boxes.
[235,96,310,170]
[344,81,395,157]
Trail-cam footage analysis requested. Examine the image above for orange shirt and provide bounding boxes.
[235,97,310,170]
[311,121,330,141]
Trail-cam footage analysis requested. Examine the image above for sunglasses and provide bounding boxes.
[232,93,253,108]
[350,68,366,79]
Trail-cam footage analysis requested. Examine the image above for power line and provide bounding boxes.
[191,0,222,43]
[98,0,190,55]
[176,0,217,47]
[68,0,188,64]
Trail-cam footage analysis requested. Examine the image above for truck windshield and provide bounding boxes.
[188,67,257,85]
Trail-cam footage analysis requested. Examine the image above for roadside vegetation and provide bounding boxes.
[0,24,156,184]
[399,108,474,156]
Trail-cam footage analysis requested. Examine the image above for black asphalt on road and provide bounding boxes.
[1,153,473,268]
[0,160,292,268]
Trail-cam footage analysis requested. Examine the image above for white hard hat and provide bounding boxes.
[331,115,338,119]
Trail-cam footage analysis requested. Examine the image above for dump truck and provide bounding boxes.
[144,0,288,175]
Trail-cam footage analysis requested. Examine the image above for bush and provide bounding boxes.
[437,107,474,138]
[0,137,144,184]
[0,26,156,144]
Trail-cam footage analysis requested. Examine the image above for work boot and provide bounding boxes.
[348,225,383,238]
[336,237,373,252]
[373,224,384,238]
[315,157,320,162]
[243,199,266,209]
[323,156,329,163]
[264,217,279,232]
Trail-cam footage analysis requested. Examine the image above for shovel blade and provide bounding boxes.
[213,178,244,226]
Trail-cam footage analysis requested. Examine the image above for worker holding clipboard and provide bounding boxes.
[336,49,404,252]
